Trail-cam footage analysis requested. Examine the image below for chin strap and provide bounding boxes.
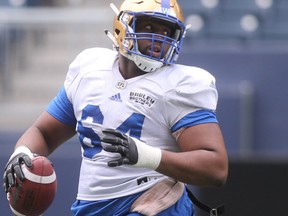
[186,187,225,216]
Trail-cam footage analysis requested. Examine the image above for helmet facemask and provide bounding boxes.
[107,0,188,72]
[117,11,186,72]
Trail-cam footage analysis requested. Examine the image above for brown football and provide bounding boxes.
[8,156,57,216]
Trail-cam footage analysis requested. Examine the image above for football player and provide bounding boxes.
[3,0,228,215]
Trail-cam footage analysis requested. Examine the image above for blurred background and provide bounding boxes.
[0,0,288,215]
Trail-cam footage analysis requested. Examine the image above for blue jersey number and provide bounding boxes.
[77,104,145,159]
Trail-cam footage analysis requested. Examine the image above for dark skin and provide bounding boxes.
[13,18,228,187]
[119,17,174,79]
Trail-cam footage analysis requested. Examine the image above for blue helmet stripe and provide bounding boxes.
[161,0,170,10]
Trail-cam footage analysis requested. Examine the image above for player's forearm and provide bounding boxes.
[156,149,228,186]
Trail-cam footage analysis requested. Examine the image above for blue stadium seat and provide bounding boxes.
[206,10,262,40]
[262,19,288,39]
[179,0,219,12]
[179,0,220,19]
[273,0,288,22]
[0,0,52,7]
[219,0,275,28]
[207,20,254,40]
[220,0,274,11]
[0,0,10,6]
[275,0,288,9]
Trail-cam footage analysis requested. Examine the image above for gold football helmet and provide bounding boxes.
[109,0,188,72]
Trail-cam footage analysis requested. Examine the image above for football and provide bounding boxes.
[8,156,57,216]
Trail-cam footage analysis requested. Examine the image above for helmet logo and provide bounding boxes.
[154,7,177,17]
[161,7,170,14]
[161,0,171,15]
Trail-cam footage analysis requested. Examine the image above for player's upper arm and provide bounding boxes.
[177,122,225,152]
[32,111,76,153]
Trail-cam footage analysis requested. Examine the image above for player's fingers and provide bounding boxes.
[13,164,25,181]
[21,155,33,168]
[4,164,16,189]
[3,182,7,193]
[107,158,124,167]
[102,128,119,135]
[102,135,129,147]
[102,128,127,140]
[102,143,117,152]
[3,174,10,193]
[102,143,127,154]
[6,172,15,189]
[122,158,132,165]
[101,135,117,144]
[101,136,126,146]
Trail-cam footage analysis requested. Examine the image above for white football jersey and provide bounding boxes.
[48,47,218,201]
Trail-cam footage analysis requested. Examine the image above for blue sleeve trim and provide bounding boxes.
[171,110,218,133]
[46,86,76,126]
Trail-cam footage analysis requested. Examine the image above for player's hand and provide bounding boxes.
[101,129,138,166]
[101,128,162,170]
[3,146,34,193]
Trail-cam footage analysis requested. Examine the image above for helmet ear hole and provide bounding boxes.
[115,29,120,36]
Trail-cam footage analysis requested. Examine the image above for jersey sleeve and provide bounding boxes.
[46,86,77,126]
[64,47,116,102]
[46,48,115,126]
[164,66,219,135]
[64,48,83,102]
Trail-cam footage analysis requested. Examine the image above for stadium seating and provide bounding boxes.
[1,2,288,216]
[0,0,53,7]
[181,0,288,43]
